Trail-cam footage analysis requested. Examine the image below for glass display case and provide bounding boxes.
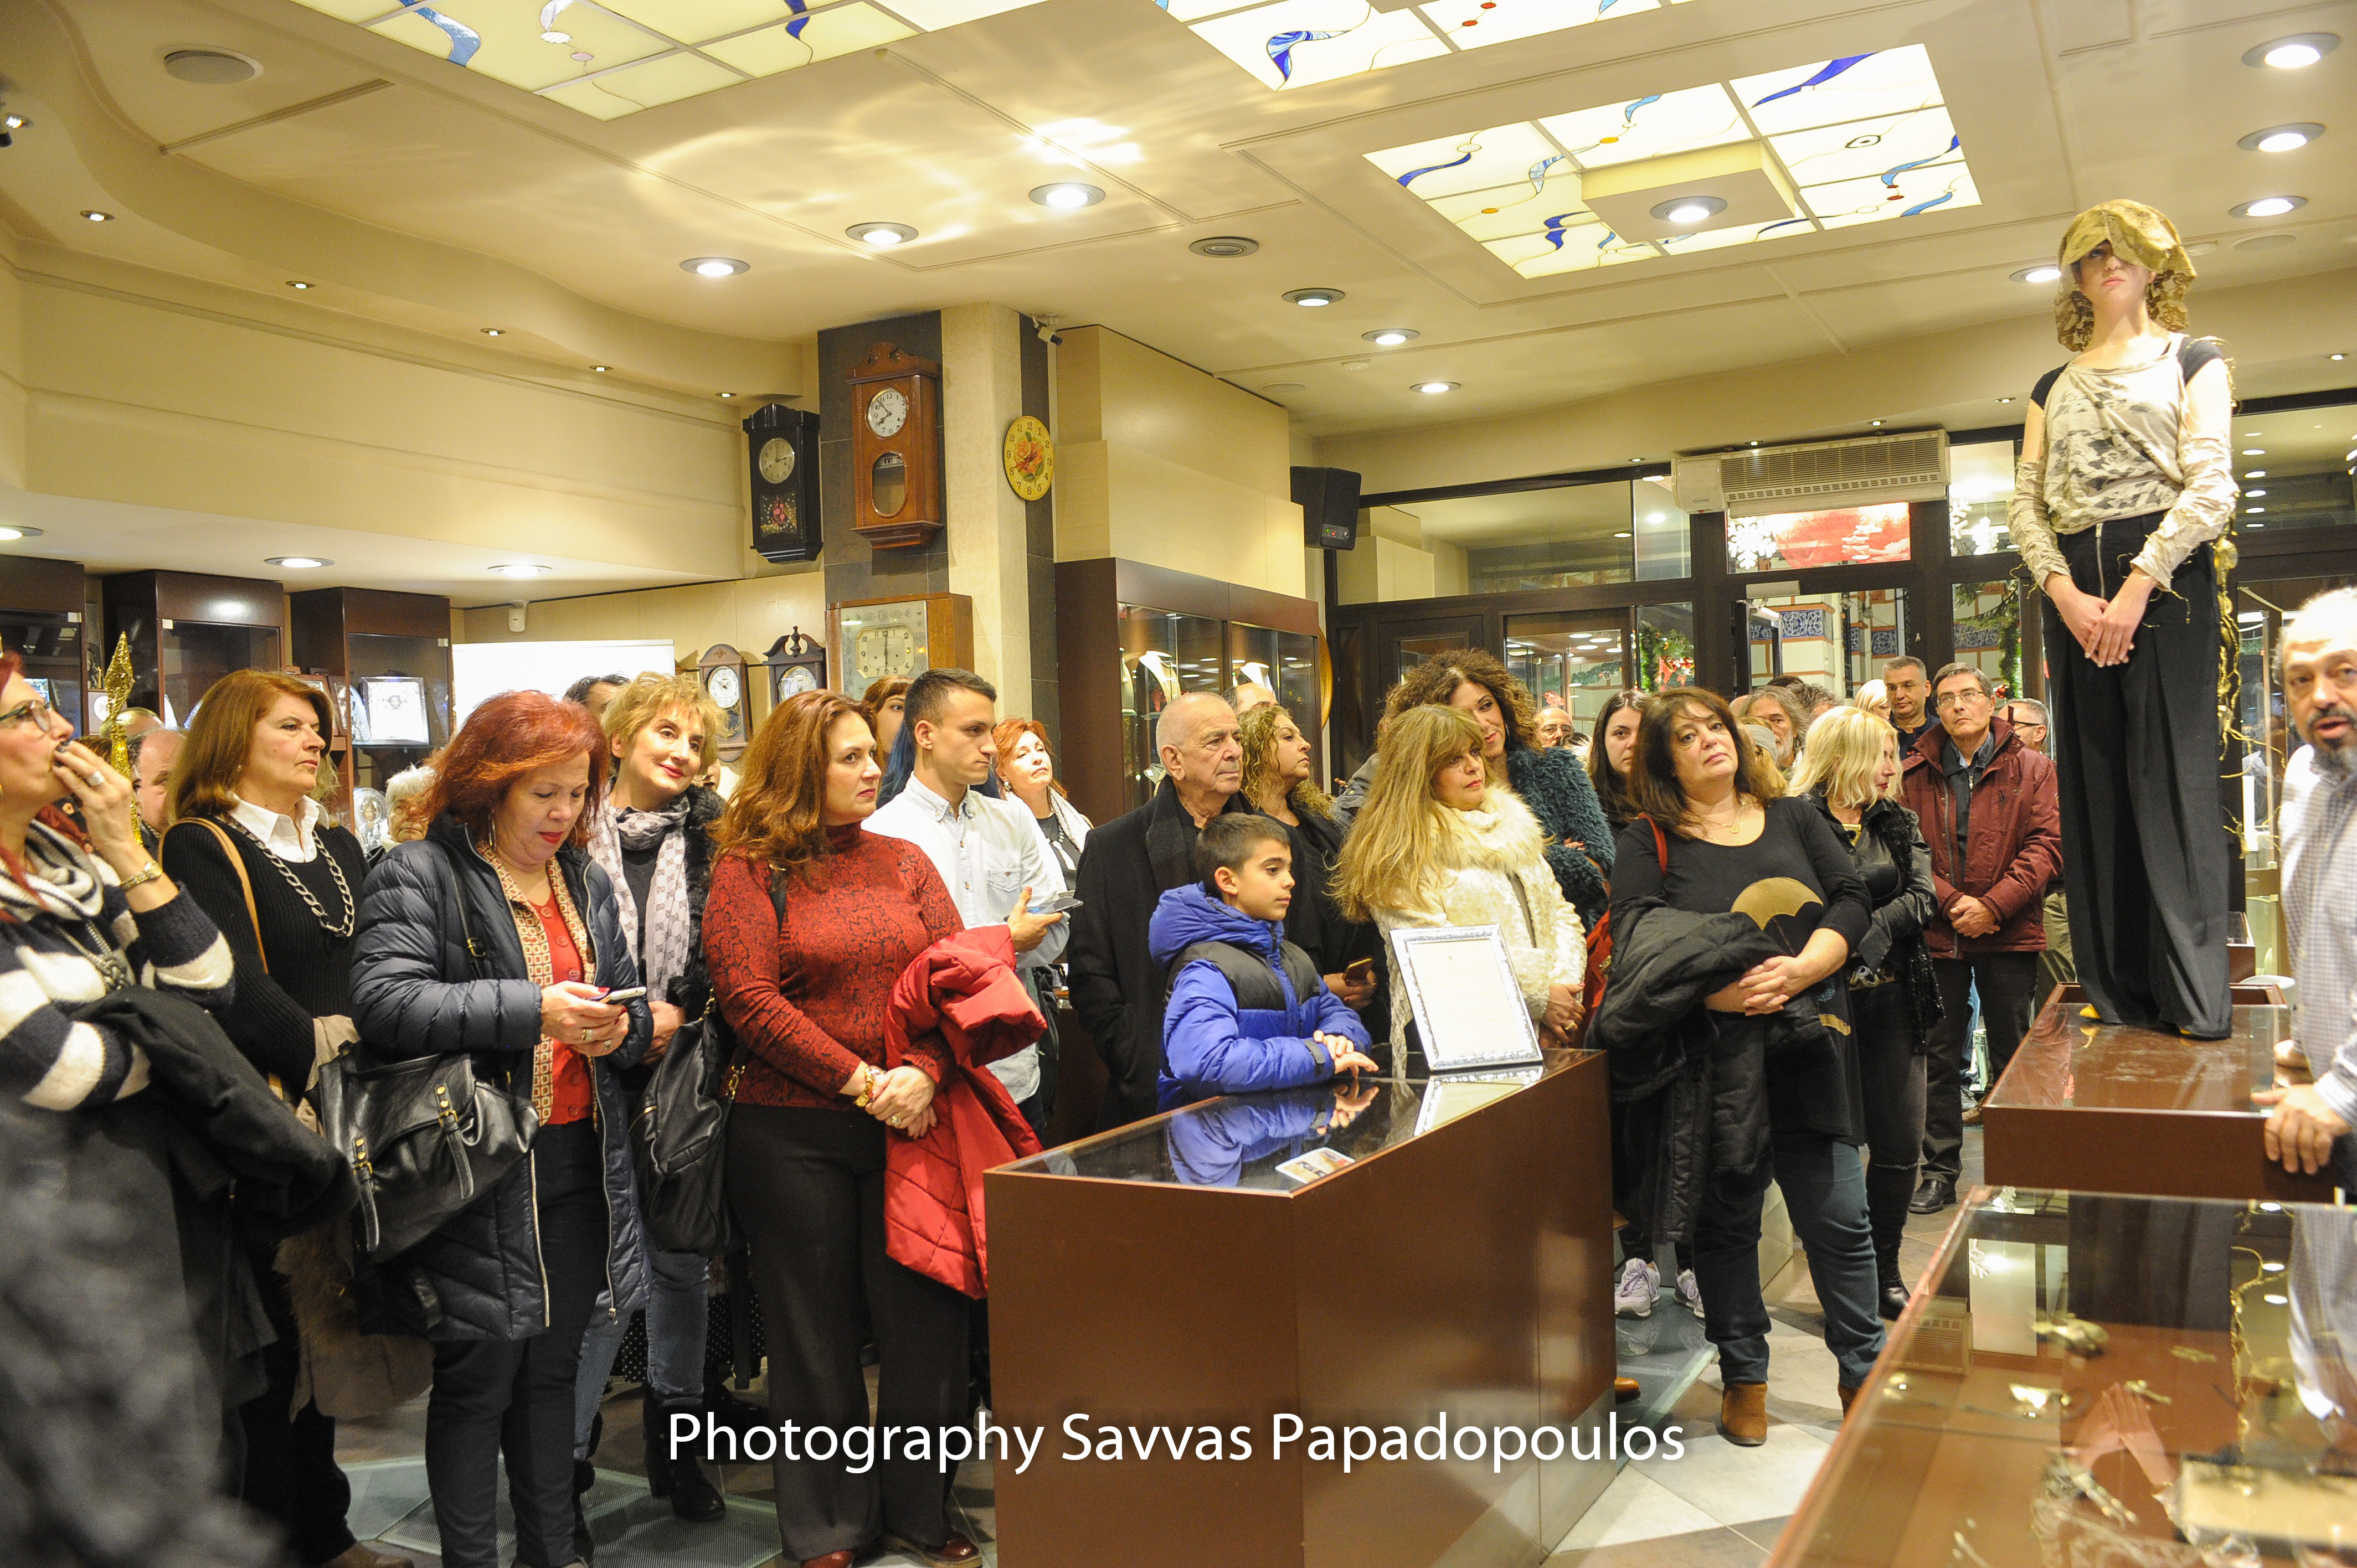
[102,570,288,731]
[291,587,455,826]
[1773,1187,2357,1567]
[0,558,90,737]
[1225,621,1319,725]
[1116,604,1322,813]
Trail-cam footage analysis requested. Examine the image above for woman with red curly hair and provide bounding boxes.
[707,690,976,1568]
[349,689,652,1568]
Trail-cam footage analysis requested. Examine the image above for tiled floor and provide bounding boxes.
[335,1132,1985,1568]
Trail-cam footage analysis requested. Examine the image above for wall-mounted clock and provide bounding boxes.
[743,403,821,564]
[1003,414,1053,502]
[831,593,974,702]
[847,342,944,549]
[698,642,750,761]
[761,627,828,712]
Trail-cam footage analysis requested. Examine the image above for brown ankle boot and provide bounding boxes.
[1839,1383,1865,1420]
[1718,1381,1768,1446]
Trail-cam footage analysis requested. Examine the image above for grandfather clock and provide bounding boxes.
[848,342,944,549]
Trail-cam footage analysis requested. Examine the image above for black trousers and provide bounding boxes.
[729,1105,971,1562]
[2044,515,2232,1038]
[425,1121,609,1568]
[237,1244,357,1566]
[1921,954,2040,1182]
[1852,981,1926,1175]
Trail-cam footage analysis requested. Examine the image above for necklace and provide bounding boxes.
[225,816,356,938]
[53,915,136,993]
[1692,796,1752,840]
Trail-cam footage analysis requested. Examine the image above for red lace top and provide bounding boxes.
[536,896,594,1126]
[706,824,962,1111]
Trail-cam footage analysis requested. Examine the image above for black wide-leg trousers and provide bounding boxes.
[2042,512,2232,1039]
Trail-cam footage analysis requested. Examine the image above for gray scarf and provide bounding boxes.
[588,795,692,1004]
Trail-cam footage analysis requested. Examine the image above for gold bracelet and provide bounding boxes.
[117,860,164,893]
[853,1065,881,1108]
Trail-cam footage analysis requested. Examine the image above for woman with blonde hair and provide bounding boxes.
[1591,687,1878,1445]
[1852,679,1890,721]
[160,669,402,1568]
[1332,706,1584,1067]
[1790,705,1941,1321]
[1238,704,1376,1015]
[1382,650,1612,927]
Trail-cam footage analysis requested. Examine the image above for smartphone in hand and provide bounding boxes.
[599,986,649,1004]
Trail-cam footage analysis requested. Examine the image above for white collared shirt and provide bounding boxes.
[867,776,1069,967]
[229,793,322,863]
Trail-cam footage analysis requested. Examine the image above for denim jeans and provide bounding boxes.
[572,1244,711,1458]
[1692,1132,1887,1389]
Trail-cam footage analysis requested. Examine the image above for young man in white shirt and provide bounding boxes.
[865,667,1067,1132]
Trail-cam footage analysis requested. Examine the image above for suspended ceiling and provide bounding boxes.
[0,0,2351,446]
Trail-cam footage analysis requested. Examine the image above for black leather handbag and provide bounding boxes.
[630,869,781,1256]
[320,842,538,1262]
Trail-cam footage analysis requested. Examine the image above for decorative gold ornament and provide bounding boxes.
[1003,414,1053,502]
[100,635,135,777]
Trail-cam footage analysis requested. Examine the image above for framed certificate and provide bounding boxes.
[1388,924,1545,1074]
[1411,1066,1544,1136]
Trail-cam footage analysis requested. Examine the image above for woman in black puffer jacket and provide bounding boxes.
[1790,705,1941,1324]
[350,691,650,1568]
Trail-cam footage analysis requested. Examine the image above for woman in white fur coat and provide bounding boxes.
[1334,705,1585,1066]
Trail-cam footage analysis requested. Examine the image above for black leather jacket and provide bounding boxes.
[349,814,651,1341]
[1809,790,1942,1052]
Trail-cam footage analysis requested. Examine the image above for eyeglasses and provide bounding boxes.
[0,696,58,732]
[1933,688,1990,710]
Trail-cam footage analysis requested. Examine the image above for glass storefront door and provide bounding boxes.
[1504,611,1630,738]
[1736,582,1912,700]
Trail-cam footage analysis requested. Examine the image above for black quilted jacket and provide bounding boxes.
[349,814,651,1342]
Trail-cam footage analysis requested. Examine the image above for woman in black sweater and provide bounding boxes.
[161,670,404,1568]
[1606,687,1882,1449]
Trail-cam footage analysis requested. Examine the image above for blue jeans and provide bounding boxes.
[1694,1132,1887,1389]
[573,1245,710,1459]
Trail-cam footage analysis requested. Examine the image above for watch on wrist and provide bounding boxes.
[117,860,164,892]
[853,1065,882,1107]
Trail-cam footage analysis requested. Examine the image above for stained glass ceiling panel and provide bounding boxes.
[301,0,1048,117]
[1164,0,1695,89]
[1368,47,1978,280]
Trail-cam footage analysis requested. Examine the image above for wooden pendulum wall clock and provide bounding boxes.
[848,342,944,549]
[744,402,820,564]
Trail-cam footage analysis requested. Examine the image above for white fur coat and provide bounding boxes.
[1372,787,1587,1051]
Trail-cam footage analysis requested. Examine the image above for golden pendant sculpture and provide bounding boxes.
[100,634,135,777]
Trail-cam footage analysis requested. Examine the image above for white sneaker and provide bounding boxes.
[1614,1257,1660,1317]
[1676,1268,1706,1320]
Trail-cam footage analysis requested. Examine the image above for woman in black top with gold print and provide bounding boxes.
[1607,687,1883,1451]
[161,669,407,1568]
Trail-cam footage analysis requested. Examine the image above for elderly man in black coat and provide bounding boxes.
[1068,692,1251,1131]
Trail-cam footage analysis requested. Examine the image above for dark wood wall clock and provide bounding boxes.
[763,628,827,706]
[698,642,750,761]
[847,342,944,549]
[744,402,820,563]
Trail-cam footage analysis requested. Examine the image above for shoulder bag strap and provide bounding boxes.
[433,839,490,979]
[179,817,299,1104]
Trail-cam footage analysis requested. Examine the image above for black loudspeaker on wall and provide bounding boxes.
[1292,466,1362,550]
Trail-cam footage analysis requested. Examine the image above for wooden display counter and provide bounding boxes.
[1981,991,2334,1205]
[986,1053,1617,1568]
[1771,1188,2350,1566]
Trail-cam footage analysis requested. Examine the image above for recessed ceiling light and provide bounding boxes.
[848,222,918,247]
[287,280,312,289]
[2333,352,2347,360]
[2246,469,2268,477]
[1650,195,1727,225]
[593,365,609,372]
[3,115,26,130]
[2243,33,2338,69]
[481,327,505,336]
[1030,182,1104,209]
[163,49,261,84]
[2248,507,2267,514]
[1363,328,1419,345]
[717,391,735,399]
[490,564,552,578]
[2237,233,2298,250]
[2010,265,2062,284]
[81,210,113,222]
[1283,287,1344,307]
[1613,531,1632,539]
[2232,196,2305,218]
[2240,123,2325,153]
[2246,488,2268,497]
[266,555,331,569]
[1189,235,1259,258]
[1870,419,1885,427]
[1996,396,2015,404]
[1413,380,1459,394]
[0,525,46,541]
[681,256,748,276]
[2242,447,2266,455]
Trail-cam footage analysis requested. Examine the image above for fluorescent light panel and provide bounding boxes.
[1366,47,1975,278]
[1169,0,1696,91]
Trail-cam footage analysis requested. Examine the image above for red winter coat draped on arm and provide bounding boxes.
[882,926,1046,1297]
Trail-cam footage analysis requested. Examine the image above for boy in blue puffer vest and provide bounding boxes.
[1151,814,1376,1109]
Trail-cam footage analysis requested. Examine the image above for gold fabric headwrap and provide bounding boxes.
[2052,200,2195,350]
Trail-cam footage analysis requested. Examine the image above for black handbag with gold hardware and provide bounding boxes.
[319,842,538,1262]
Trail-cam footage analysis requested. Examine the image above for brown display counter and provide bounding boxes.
[986,1053,1617,1568]
[1981,993,2335,1205]
[1770,1187,2355,1566]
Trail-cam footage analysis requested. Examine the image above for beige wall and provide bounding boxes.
[1316,267,2357,494]
[455,571,825,662]
[1335,504,1466,605]
[1054,326,1309,599]
[939,302,1035,710]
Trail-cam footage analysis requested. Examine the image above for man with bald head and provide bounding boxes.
[128,726,183,853]
[1068,691,1250,1129]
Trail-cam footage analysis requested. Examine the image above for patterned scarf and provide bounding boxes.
[480,847,594,1125]
[587,796,692,1005]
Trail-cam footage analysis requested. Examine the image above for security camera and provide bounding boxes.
[1033,313,1063,347]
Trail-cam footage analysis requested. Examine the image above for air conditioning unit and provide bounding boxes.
[1673,431,1949,518]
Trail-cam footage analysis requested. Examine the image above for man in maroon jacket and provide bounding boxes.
[1901,664,2063,1213]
